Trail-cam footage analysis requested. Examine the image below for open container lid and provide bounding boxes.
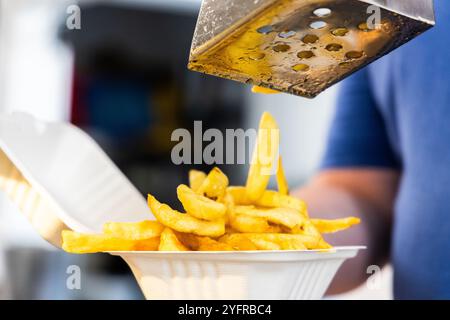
[0,112,151,247]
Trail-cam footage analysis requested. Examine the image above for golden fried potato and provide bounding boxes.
[197,237,234,251]
[290,220,331,250]
[189,170,206,192]
[256,191,308,217]
[175,232,234,251]
[229,212,281,233]
[278,239,307,250]
[311,217,361,234]
[61,230,159,254]
[242,233,328,250]
[218,191,235,224]
[197,167,229,200]
[234,206,305,229]
[158,228,189,251]
[276,156,289,195]
[219,234,258,251]
[250,238,281,250]
[102,220,164,240]
[177,184,227,221]
[226,186,252,205]
[148,194,225,237]
[245,112,280,201]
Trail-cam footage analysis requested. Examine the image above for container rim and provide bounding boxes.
[109,246,366,262]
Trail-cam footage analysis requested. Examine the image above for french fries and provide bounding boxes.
[61,112,360,254]
[158,228,189,251]
[311,217,361,234]
[148,194,225,237]
[245,112,280,201]
[62,230,159,254]
[197,167,229,200]
[103,221,164,240]
[234,206,305,229]
[177,184,227,221]
[276,156,289,195]
[229,213,281,233]
[189,170,207,192]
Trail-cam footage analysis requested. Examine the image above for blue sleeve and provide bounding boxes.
[321,69,400,169]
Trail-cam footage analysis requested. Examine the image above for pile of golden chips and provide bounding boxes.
[62,112,359,253]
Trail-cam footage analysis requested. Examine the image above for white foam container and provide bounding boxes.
[114,247,363,300]
[0,112,364,300]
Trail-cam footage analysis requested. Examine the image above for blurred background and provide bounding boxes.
[0,0,391,299]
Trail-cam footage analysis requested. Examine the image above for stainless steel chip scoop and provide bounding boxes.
[188,0,435,98]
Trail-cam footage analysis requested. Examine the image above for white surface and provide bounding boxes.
[115,247,365,300]
[0,113,152,234]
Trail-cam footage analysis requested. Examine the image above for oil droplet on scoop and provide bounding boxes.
[302,34,319,44]
[345,51,364,59]
[249,52,266,61]
[273,44,291,52]
[326,43,343,51]
[331,27,349,36]
[292,64,310,72]
[358,22,371,32]
[297,51,314,59]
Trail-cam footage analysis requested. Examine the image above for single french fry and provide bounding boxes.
[250,238,281,250]
[158,228,189,251]
[148,194,225,237]
[227,187,307,217]
[242,233,327,250]
[197,167,229,200]
[311,217,361,234]
[245,112,280,201]
[102,220,164,240]
[177,184,227,221]
[234,206,305,229]
[189,170,207,192]
[276,156,289,195]
[61,230,159,254]
[227,186,252,205]
[256,190,308,217]
[219,191,235,224]
[229,212,281,233]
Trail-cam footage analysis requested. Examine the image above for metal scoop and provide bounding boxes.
[188,0,435,98]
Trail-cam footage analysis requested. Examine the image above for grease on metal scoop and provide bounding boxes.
[292,64,310,72]
[302,34,319,44]
[273,44,291,52]
[249,52,266,61]
[345,51,364,59]
[326,43,343,51]
[297,51,315,59]
[331,27,349,36]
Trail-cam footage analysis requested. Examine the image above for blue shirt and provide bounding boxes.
[322,1,450,299]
